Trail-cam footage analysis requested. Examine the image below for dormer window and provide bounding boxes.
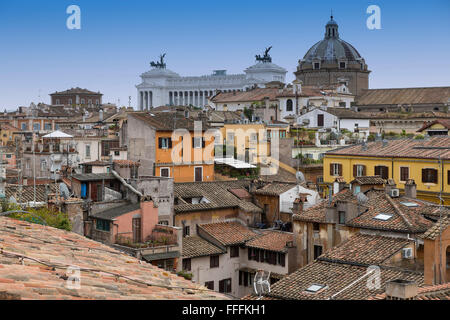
[339,62,346,69]
[314,62,320,70]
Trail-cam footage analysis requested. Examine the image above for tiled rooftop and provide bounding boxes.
[198,221,257,246]
[259,260,423,300]
[0,217,228,300]
[351,176,385,185]
[174,181,263,214]
[370,283,450,300]
[327,136,450,160]
[421,214,450,240]
[245,230,293,253]
[354,87,450,106]
[418,119,450,132]
[318,234,413,266]
[182,236,226,258]
[253,182,297,196]
[5,184,58,203]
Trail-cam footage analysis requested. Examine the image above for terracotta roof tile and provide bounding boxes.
[198,221,257,246]
[369,283,450,300]
[182,236,226,258]
[327,136,450,160]
[253,183,297,196]
[245,231,293,253]
[421,214,450,240]
[319,234,413,266]
[355,87,450,106]
[263,260,423,300]
[0,217,228,300]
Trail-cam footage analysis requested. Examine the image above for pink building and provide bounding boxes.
[88,198,159,244]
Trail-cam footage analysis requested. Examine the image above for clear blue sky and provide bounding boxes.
[0,0,449,109]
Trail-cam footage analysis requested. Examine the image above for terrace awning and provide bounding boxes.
[214,157,257,169]
[42,130,73,139]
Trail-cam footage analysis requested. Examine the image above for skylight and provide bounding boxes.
[305,284,326,293]
[400,202,419,208]
[374,213,393,221]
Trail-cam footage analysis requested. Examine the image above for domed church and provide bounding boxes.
[295,15,370,96]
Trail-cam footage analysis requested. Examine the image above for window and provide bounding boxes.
[160,167,170,177]
[219,278,231,293]
[21,123,27,130]
[114,151,120,156]
[353,165,366,177]
[230,246,239,258]
[88,99,92,104]
[182,258,191,271]
[205,281,214,290]
[44,123,52,131]
[338,211,346,224]
[55,99,60,104]
[96,100,99,105]
[448,170,450,185]
[210,255,219,268]
[96,219,110,232]
[33,123,40,131]
[422,168,438,184]
[81,99,85,104]
[192,137,204,149]
[194,167,203,182]
[400,167,409,182]
[314,62,320,70]
[85,145,91,158]
[330,163,342,176]
[374,165,389,180]
[158,137,172,149]
[317,114,324,127]
[278,253,286,267]
[183,225,190,237]
[313,223,320,231]
[339,62,346,69]
[314,245,323,259]
[68,99,73,105]
[286,99,293,112]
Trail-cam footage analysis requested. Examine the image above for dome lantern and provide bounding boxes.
[325,15,339,39]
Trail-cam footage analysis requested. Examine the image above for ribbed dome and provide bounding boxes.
[302,16,363,63]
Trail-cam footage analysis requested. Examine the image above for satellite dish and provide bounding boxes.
[356,192,368,205]
[253,270,271,299]
[59,183,70,200]
[296,171,305,184]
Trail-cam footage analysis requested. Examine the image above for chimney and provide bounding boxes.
[385,179,397,194]
[292,194,307,214]
[385,280,418,300]
[404,179,417,199]
[99,109,103,122]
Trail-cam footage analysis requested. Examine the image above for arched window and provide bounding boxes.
[286,99,293,112]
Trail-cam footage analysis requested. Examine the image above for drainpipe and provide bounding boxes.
[111,170,143,197]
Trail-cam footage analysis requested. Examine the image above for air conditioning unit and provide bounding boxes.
[390,188,400,198]
[402,248,413,259]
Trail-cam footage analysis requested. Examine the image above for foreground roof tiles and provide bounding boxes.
[253,182,297,196]
[0,217,227,300]
[198,221,257,246]
[327,136,450,160]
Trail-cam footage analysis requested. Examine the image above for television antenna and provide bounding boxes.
[253,270,271,299]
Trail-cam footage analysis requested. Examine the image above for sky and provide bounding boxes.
[0,0,449,110]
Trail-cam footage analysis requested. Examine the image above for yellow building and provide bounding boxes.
[417,119,450,136]
[0,123,20,146]
[323,136,450,204]
[219,123,270,164]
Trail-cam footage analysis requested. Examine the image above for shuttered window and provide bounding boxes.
[422,168,438,184]
[353,165,366,177]
[158,137,172,149]
[330,163,343,176]
[210,255,219,268]
[374,166,389,180]
[400,167,409,182]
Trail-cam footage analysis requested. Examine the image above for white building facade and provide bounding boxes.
[136,54,287,110]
